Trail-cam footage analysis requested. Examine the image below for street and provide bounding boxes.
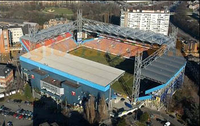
[141,107,185,126]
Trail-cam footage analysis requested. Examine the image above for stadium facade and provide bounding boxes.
[19,15,186,107]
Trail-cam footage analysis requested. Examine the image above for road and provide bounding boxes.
[124,109,163,126]
[141,107,184,126]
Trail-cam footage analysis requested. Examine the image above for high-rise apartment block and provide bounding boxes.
[120,9,170,35]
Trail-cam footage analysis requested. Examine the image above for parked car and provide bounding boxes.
[23,115,26,119]
[124,102,132,109]
[3,111,9,116]
[0,105,9,111]
[0,105,5,111]
[21,110,26,115]
[8,112,15,116]
[16,114,20,119]
[27,111,32,116]
[25,110,29,115]
[16,109,24,114]
[18,115,23,119]
[120,98,125,101]
[25,115,29,120]
[13,113,18,118]
[24,101,33,105]
[164,121,170,126]
[7,121,13,126]
[13,99,22,103]
[16,109,21,113]
[28,116,32,120]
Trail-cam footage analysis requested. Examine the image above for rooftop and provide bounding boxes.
[141,48,186,84]
[125,9,169,13]
[21,46,125,87]
[63,80,80,89]
[41,76,62,88]
[0,64,12,77]
[31,68,47,76]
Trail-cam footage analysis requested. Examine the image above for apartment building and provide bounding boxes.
[0,29,11,53]
[120,9,170,35]
[0,64,14,91]
[8,26,23,44]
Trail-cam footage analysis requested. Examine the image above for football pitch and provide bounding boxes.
[69,46,134,95]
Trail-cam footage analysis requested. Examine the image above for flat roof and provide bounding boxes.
[63,80,80,89]
[21,46,125,87]
[41,76,62,88]
[0,64,12,77]
[141,48,186,84]
[31,68,47,76]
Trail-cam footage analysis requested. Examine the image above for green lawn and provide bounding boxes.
[7,84,34,102]
[69,46,134,96]
[43,7,73,15]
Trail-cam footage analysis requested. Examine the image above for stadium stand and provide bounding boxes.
[83,38,148,58]
[20,32,72,51]
[50,38,77,52]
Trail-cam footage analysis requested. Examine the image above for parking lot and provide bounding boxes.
[0,100,33,126]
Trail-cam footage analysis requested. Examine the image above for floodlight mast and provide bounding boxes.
[131,51,143,104]
[77,9,83,44]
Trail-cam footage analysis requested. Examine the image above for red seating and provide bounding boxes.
[44,39,53,46]
[84,38,148,58]
[21,32,73,51]
[56,35,63,41]
[50,38,77,52]
[65,32,72,38]
[35,43,42,48]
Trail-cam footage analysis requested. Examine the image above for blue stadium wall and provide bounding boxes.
[20,59,111,105]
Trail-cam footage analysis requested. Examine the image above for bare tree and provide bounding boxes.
[98,96,108,122]
[85,95,96,124]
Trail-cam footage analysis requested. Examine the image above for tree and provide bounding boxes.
[85,95,96,124]
[97,96,108,122]
[117,117,127,126]
[183,103,199,126]
[24,84,32,99]
[139,112,149,123]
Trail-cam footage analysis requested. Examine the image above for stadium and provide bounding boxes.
[19,11,186,109]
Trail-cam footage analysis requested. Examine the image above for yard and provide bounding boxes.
[43,7,73,16]
[69,46,134,96]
